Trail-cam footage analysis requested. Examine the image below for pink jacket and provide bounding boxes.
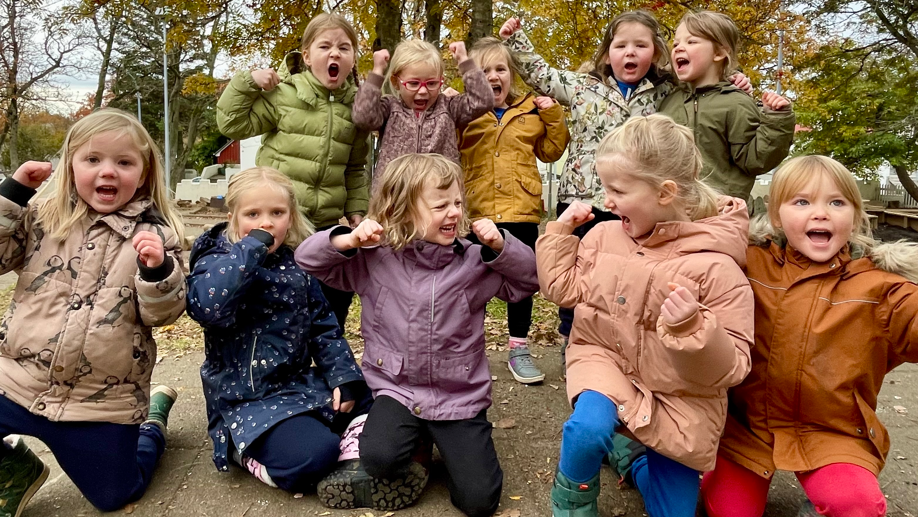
[536,199,754,471]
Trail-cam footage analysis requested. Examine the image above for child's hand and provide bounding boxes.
[372,49,390,76]
[332,219,383,250]
[441,86,460,98]
[728,72,753,94]
[347,214,364,228]
[762,91,791,111]
[557,201,595,228]
[133,230,165,268]
[472,218,504,252]
[333,387,355,413]
[449,42,468,64]
[12,161,52,189]
[661,282,699,325]
[499,18,521,40]
[251,68,280,91]
[533,96,557,110]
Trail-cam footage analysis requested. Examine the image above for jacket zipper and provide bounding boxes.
[249,335,258,388]
[429,274,436,386]
[315,92,335,217]
[416,110,425,152]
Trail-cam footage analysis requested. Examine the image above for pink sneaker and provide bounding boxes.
[338,414,367,462]
[232,449,277,488]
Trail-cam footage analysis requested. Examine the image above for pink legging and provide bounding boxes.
[701,454,887,517]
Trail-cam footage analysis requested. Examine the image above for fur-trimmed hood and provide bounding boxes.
[748,215,918,283]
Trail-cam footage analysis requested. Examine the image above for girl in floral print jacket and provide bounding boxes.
[187,167,372,495]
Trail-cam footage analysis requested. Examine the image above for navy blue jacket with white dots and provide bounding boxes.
[187,223,364,472]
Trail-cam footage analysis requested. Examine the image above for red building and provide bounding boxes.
[214,140,240,165]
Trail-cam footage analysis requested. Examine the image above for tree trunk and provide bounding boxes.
[93,22,117,110]
[8,100,19,170]
[424,0,441,45]
[374,0,401,52]
[468,0,492,46]
[893,164,918,204]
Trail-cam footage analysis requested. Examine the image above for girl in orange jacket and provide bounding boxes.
[458,37,570,385]
[702,156,918,517]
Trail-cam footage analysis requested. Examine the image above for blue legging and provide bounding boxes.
[0,394,165,512]
[559,390,701,517]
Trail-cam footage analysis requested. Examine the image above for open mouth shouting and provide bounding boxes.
[96,185,119,203]
[674,56,690,74]
[440,223,456,238]
[328,63,340,81]
[806,228,833,246]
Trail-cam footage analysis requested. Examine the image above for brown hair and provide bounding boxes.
[300,13,360,85]
[596,114,719,221]
[768,155,872,249]
[678,11,740,80]
[39,108,184,242]
[225,166,314,248]
[592,10,670,84]
[470,37,521,102]
[368,154,470,251]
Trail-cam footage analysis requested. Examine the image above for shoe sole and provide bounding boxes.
[13,462,49,517]
[508,363,545,384]
[317,461,428,511]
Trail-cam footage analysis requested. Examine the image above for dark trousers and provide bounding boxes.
[466,222,539,338]
[317,224,355,329]
[555,202,620,337]
[235,389,372,493]
[359,396,502,517]
[0,394,165,512]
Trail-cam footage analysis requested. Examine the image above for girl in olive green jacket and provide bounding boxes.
[216,13,370,327]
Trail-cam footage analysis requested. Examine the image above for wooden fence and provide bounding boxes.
[879,183,918,208]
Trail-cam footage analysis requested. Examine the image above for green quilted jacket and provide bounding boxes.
[217,52,370,229]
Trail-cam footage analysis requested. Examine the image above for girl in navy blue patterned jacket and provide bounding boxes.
[186,166,370,494]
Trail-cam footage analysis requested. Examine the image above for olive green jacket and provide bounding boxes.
[658,82,795,200]
[217,52,369,229]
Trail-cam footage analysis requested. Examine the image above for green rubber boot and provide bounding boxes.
[607,433,646,487]
[144,385,178,433]
[550,470,599,517]
[0,436,50,517]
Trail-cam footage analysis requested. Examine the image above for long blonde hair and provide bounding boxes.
[768,155,873,250]
[677,11,740,81]
[39,108,184,241]
[368,154,470,251]
[225,166,314,248]
[383,39,443,96]
[596,114,719,221]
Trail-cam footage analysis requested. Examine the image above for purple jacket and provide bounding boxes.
[296,228,539,420]
[352,59,493,179]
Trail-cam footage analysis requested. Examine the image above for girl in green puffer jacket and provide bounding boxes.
[217,13,370,328]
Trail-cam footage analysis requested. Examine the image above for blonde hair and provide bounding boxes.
[593,10,670,84]
[596,114,719,221]
[225,166,314,248]
[768,155,873,250]
[39,108,184,242]
[470,37,521,102]
[678,11,740,81]
[300,13,360,84]
[368,154,470,251]
[383,39,443,95]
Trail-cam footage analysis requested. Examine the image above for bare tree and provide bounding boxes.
[374,0,401,52]
[468,0,492,46]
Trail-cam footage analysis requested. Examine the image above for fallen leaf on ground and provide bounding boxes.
[494,418,517,429]
[894,405,908,414]
[123,503,136,514]
[509,495,522,500]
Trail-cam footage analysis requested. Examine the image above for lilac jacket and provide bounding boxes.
[352,59,493,179]
[296,228,539,420]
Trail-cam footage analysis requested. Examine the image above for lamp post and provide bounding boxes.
[776,29,784,96]
[135,90,142,122]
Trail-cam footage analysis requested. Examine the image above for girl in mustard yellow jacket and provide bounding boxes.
[459,37,570,385]
[702,156,918,517]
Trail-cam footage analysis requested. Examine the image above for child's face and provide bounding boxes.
[481,57,513,108]
[777,174,855,263]
[607,22,656,85]
[597,155,677,239]
[395,62,442,112]
[230,185,293,254]
[304,28,355,91]
[73,131,144,214]
[671,23,726,87]
[416,179,463,246]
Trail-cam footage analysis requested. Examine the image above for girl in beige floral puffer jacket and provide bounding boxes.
[0,109,186,515]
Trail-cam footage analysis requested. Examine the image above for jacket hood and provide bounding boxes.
[278,51,357,105]
[748,216,918,283]
[675,80,742,95]
[643,197,749,266]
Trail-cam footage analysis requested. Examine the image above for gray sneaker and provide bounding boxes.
[508,347,545,384]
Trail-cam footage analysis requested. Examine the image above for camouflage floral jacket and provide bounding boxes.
[0,179,186,424]
[507,30,672,208]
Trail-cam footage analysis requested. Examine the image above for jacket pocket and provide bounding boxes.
[853,391,890,459]
[434,349,485,393]
[515,173,543,217]
[362,345,404,384]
